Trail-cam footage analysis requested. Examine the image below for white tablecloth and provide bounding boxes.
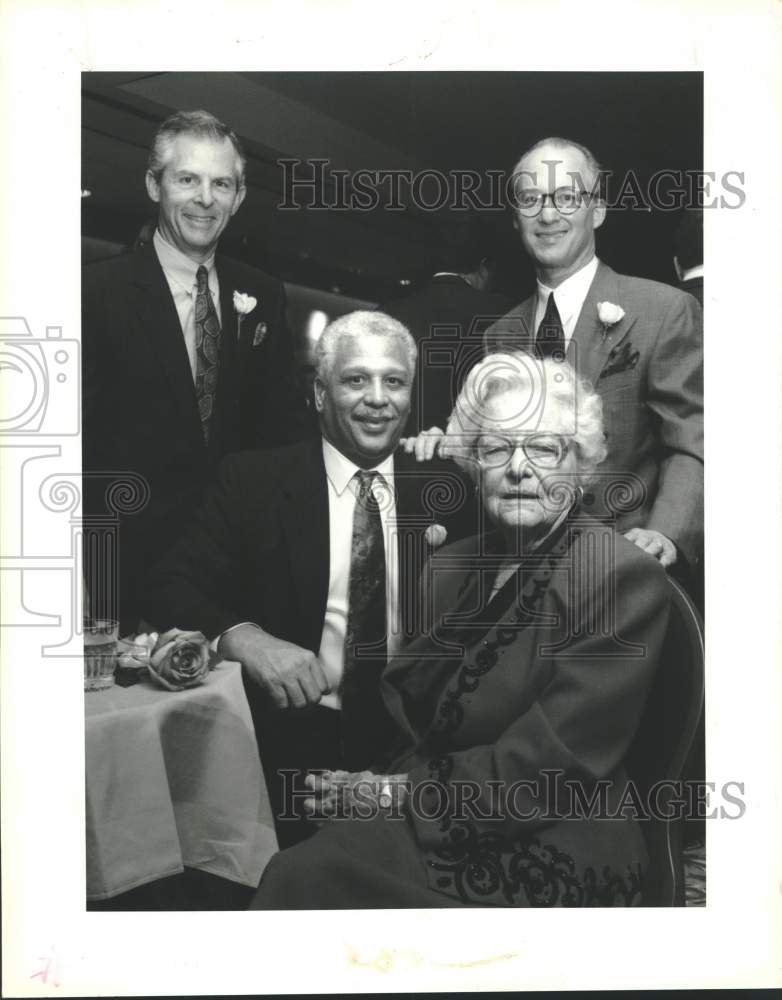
[85,659,278,900]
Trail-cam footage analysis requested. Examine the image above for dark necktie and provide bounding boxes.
[340,470,393,769]
[536,291,565,360]
[194,266,221,443]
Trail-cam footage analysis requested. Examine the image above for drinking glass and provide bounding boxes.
[83,618,119,691]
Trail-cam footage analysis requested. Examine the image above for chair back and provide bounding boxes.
[626,576,705,906]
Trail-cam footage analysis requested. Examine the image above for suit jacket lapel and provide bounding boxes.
[131,244,203,449]
[217,258,235,347]
[486,296,535,353]
[391,451,423,641]
[219,257,264,355]
[393,452,471,640]
[569,261,635,385]
[280,439,330,651]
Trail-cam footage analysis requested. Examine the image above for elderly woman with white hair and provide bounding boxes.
[252,352,670,909]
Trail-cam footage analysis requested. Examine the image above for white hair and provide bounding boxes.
[314,311,417,381]
[441,352,608,485]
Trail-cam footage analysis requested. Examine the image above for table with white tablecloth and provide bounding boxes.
[85,659,278,901]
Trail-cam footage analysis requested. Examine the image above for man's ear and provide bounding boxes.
[313,375,325,413]
[592,197,607,231]
[145,170,161,204]
[231,183,247,217]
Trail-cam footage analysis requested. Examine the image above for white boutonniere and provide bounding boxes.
[597,301,625,340]
[233,290,257,340]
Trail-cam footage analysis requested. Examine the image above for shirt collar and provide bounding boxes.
[321,437,395,496]
[153,228,217,294]
[681,263,704,282]
[432,272,473,289]
[536,255,599,322]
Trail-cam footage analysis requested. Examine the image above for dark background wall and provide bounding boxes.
[82,71,703,308]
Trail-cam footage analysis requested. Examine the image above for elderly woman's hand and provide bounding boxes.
[303,769,408,821]
[623,527,677,568]
[399,427,445,462]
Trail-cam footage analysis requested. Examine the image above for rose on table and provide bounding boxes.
[147,628,211,691]
[117,628,212,691]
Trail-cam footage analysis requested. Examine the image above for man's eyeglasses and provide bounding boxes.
[512,186,596,217]
[476,433,571,469]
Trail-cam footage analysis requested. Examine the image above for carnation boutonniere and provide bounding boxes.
[233,291,257,341]
[596,301,625,340]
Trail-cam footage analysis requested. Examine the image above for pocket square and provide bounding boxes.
[252,322,268,347]
[599,341,640,380]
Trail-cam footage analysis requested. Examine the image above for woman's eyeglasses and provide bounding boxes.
[476,433,570,469]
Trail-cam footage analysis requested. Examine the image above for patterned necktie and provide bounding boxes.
[340,470,393,769]
[536,291,565,360]
[194,265,221,443]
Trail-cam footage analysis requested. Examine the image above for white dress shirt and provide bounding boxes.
[153,229,222,379]
[534,255,599,347]
[318,439,400,710]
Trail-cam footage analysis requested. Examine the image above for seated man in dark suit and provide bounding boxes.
[144,311,471,846]
[82,109,306,633]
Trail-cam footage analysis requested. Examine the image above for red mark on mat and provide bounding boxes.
[30,947,61,987]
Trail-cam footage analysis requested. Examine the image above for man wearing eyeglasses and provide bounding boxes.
[485,137,703,586]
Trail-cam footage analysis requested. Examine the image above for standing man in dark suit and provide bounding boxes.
[381,213,513,434]
[486,137,703,582]
[144,311,466,845]
[82,110,305,632]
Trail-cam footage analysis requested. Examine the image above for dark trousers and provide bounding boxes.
[244,677,344,849]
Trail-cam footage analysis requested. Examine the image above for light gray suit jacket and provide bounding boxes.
[485,261,703,567]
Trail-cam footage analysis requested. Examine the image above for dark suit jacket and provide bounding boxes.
[381,275,512,432]
[379,515,671,906]
[485,261,703,568]
[82,243,306,628]
[142,438,475,649]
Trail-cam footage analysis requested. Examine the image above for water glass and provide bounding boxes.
[83,618,119,691]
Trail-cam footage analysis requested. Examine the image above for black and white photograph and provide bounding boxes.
[80,69,707,913]
[2,3,781,996]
